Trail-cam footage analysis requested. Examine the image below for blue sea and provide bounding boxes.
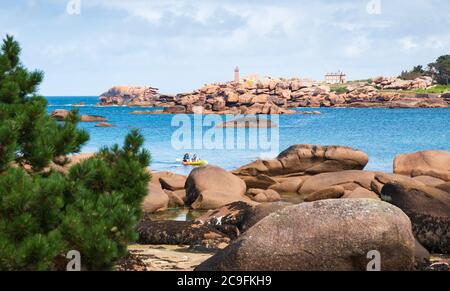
[46,96,450,176]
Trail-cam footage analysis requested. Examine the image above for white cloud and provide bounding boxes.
[399,37,419,51]
[344,35,371,57]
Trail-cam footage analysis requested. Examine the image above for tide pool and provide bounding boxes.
[46,96,450,176]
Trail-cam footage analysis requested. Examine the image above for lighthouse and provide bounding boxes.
[234,66,240,83]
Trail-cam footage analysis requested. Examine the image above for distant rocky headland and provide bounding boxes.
[97,76,450,113]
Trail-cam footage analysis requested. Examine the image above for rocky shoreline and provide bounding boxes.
[97,76,450,113]
[67,146,450,271]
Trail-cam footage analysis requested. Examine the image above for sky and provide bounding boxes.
[0,0,449,96]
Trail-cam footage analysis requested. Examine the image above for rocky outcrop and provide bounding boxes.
[372,76,433,90]
[381,181,450,254]
[99,86,160,106]
[98,76,449,110]
[185,166,254,210]
[50,109,107,123]
[233,145,369,189]
[196,199,416,271]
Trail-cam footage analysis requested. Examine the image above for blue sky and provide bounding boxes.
[1,0,449,96]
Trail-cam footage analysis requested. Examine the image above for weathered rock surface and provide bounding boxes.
[196,199,416,271]
[303,185,345,202]
[233,145,369,189]
[381,181,450,254]
[342,187,380,200]
[394,150,450,181]
[159,173,187,191]
[142,184,169,213]
[99,86,160,106]
[299,170,375,195]
[246,189,281,203]
[185,166,253,210]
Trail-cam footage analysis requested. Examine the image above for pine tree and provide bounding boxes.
[0,35,151,270]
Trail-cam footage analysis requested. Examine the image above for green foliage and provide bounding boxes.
[330,86,349,94]
[429,55,450,85]
[414,84,450,94]
[399,65,426,80]
[0,35,151,270]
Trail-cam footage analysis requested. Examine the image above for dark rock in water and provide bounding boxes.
[195,199,415,271]
[137,219,232,249]
[381,181,450,254]
[195,202,254,237]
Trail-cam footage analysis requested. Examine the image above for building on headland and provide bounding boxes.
[325,71,347,84]
[234,66,240,83]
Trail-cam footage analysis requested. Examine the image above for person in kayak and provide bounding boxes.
[183,153,190,162]
[192,154,198,162]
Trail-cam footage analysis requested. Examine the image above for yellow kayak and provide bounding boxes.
[182,160,208,166]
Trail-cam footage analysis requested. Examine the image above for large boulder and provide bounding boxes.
[185,166,253,210]
[394,150,450,181]
[240,202,293,232]
[381,181,450,254]
[196,199,415,271]
[159,173,187,191]
[233,145,369,189]
[299,170,376,196]
[142,184,170,213]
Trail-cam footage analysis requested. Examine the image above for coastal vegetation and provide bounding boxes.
[400,55,450,85]
[0,35,151,270]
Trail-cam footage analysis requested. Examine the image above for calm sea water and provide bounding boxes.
[46,96,450,176]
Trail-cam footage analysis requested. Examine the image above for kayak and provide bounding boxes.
[182,160,208,166]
